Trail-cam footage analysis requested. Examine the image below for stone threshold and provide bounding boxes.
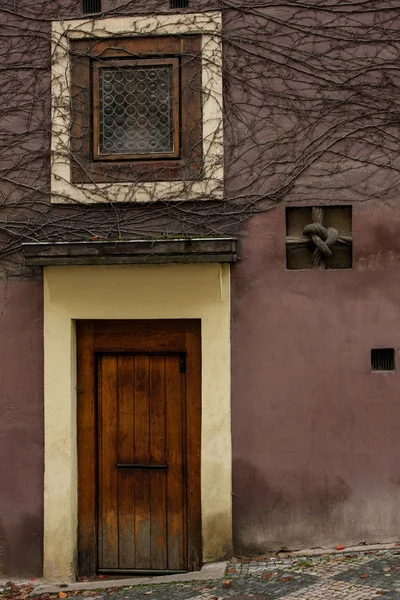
[24,562,228,595]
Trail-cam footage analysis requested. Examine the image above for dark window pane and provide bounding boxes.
[98,65,174,156]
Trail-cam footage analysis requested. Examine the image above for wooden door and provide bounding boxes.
[97,354,187,573]
[77,321,201,576]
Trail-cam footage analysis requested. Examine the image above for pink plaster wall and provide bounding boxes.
[0,279,43,576]
[232,199,400,552]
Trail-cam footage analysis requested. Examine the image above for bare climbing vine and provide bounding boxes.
[1,0,400,274]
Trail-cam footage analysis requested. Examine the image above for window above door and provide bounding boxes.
[70,35,203,184]
[51,13,223,204]
[94,58,180,161]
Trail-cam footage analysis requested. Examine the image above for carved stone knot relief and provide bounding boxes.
[286,205,352,270]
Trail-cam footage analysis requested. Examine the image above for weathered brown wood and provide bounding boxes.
[180,36,203,170]
[23,238,236,257]
[185,321,202,571]
[166,355,186,570]
[77,321,96,577]
[149,356,167,570]
[93,320,186,353]
[98,356,119,569]
[69,36,202,184]
[77,320,202,576]
[71,36,183,59]
[24,254,237,266]
[133,355,151,569]
[117,356,136,569]
[70,51,91,184]
[22,238,238,266]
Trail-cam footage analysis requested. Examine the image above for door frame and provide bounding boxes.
[43,264,232,582]
[77,319,202,576]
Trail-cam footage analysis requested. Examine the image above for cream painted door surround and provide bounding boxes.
[43,263,232,581]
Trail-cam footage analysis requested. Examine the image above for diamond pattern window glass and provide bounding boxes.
[93,58,180,161]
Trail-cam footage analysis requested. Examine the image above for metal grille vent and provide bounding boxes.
[82,0,101,14]
[170,0,189,8]
[371,348,395,371]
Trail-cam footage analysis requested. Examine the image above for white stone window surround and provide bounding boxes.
[51,12,223,204]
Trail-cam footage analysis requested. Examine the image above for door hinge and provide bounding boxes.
[180,354,186,373]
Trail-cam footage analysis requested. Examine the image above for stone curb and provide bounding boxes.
[290,542,399,557]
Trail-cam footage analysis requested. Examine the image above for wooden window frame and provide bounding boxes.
[70,36,203,184]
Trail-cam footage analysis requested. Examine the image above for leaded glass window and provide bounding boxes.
[93,58,180,160]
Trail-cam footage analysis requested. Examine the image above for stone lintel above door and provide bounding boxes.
[22,237,237,266]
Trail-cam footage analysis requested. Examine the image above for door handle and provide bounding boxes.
[116,464,168,470]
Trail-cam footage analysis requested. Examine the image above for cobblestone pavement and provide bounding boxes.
[3,549,400,600]
[69,549,400,600]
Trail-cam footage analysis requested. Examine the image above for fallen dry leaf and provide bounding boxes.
[261,573,274,579]
[336,545,345,551]
[222,580,232,589]
[58,593,67,598]
[279,577,292,582]
[359,574,369,579]
[192,585,213,592]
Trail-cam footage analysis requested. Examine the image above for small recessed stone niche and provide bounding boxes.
[286,205,352,270]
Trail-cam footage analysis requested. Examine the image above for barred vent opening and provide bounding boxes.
[170,0,189,8]
[82,0,101,14]
[371,348,395,371]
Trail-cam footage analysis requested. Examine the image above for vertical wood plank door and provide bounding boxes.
[97,353,187,573]
[77,320,201,577]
